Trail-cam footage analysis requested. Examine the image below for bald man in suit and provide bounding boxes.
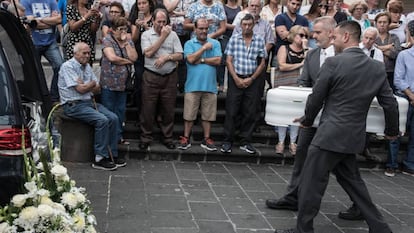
[276,20,398,233]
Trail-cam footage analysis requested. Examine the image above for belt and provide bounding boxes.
[237,74,253,79]
[65,99,89,107]
[144,68,176,77]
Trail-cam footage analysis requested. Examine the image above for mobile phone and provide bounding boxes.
[91,0,100,9]
[138,12,144,21]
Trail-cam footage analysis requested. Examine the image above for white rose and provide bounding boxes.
[61,192,78,208]
[74,192,86,204]
[51,202,66,212]
[19,206,39,223]
[0,222,11,233]
[72,211,85,231]
[51,164,67,177]
[87,214,97,225]
[37,204,54,218]
[11,194,28,208]
[24,181,37,193]
[40,196,54,206]
[37,189,50,197]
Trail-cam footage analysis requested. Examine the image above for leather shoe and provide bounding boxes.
[338,204,364,220]
[266,198,298,211]
[164,142,176,149]
[274,229,296,233]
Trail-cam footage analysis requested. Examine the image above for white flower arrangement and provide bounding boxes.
[0,104,97,233]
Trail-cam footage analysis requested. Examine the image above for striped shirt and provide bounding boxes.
[225,33,266,75]
[58,57,98,104]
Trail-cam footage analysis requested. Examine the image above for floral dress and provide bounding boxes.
[64,4,96,62]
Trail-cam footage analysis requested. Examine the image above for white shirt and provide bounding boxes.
[320,45,335,67]
[359,42,384,63]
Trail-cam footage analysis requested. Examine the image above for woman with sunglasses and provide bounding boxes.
[100,17,138,146]
[274,25,309,156]
[101,2,128,38]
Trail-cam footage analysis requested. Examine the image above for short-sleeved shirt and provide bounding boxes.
[141,28,184,75]
[186,1,226,37]
[274,13,308,52]
[225,33,267,75]
[58,58,97,104]
[232,18,275,46]
[21,0,59,46]
[100,34,135,91]
[184,37,222,94]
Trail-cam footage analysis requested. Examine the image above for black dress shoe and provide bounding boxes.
[139,142,149,150]
[338,204,364,220]
[266,199,298,211]
[274,229,296,233]
[164,142,176,149]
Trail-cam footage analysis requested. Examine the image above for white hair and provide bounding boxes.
[363,27,379,38]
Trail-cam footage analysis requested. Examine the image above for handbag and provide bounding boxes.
[273,45,302,87]
[111,35,135,91]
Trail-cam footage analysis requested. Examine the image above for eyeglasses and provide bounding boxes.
[109,10,121,14]
[116,27,128,32]
[298,33,308,39]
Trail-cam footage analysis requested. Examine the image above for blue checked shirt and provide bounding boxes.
[225,33,267,75]
[58,58,98,104]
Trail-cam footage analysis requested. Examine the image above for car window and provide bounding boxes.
[0,24,24,82]
[0,48,17,125]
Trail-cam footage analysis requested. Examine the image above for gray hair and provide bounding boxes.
[73,42,89,54]
[248,0,264,7]
[363,27,379,38]
[314,16,337,30]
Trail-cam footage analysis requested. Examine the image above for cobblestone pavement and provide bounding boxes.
[64,160,414,233]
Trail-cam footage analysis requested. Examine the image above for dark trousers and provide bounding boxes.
[297,145,391,233]
[140,70,177,144]
[283,127,317,204]
[223,75,260,144]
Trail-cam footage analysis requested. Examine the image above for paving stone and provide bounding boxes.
[143,171,179,184]
[142,161,175,172]
[145,183,184,195]
[212,186,248,199]
[107,217,150,233]
[174,162,201,170]
[199,163,228,173]
[184,189,218,202]
[181,179,211,190]
[245,191,276,204]
[228,213,272,229]
[189,202,228,220]
[196,220,236,233]
[237,178,269,191]
[150,211,196,228]
[220,198,260,214]
[236,229,274,233]
[111,175,145,190]
[148,195,189,211]
[205,173,238,186]
[256,173,287,184]
[176,169,205,180]
[151,227,199,233]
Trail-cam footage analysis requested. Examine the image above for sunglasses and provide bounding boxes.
[298,33,308,39]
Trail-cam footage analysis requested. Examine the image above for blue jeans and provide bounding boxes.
[387,104,414,170]
[63,100,119,158]
[34,42,63,102]
[100,88,127,141]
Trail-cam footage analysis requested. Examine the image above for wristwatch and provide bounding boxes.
[200,58,205,63]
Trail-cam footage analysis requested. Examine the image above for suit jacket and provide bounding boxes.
[301,47,399,154]
[298,48,321,87]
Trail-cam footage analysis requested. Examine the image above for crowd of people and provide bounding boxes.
[1,0,414,176]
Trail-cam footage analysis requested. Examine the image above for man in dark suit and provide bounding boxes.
[266,16,336,210]
[276,21,398,233]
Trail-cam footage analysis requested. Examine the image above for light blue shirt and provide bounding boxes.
[184,37,222,94]
[21,0,59,46]
[394,47,414,94]
[58,58,98,104]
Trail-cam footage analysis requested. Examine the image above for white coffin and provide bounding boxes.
[265,86,408,135]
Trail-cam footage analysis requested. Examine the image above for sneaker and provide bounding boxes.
[289,143,297,156]
[92,158,117,171]
[177,136,191,150]
[201,138,217,151]
[402,167,414,177]
[113,157,127,168]
[220,143,232,153]
[275,142,284,154]
[240,143,256,154]
[384,168,395,177]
